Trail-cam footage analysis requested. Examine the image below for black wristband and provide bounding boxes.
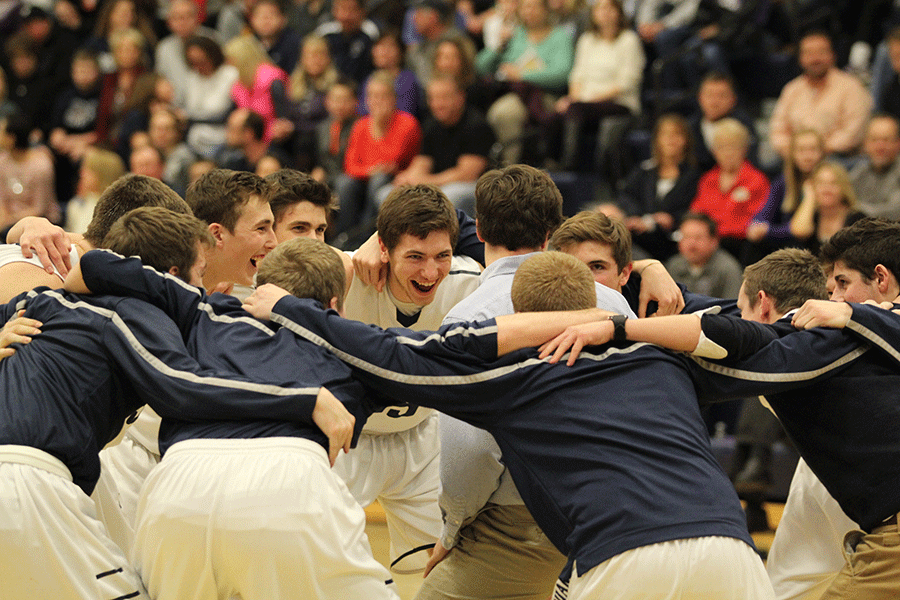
[608,314,627,342]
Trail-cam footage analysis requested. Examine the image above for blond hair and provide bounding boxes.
[511,252,596,312]
[82,147,127,193]
[257,237,347,310]
[224,35,275,88]
[289,35,339,100]
[711,117,750,149]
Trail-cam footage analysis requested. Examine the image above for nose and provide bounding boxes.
[264,228,277,250]
[422,259,439,281]
[829,289,843,302]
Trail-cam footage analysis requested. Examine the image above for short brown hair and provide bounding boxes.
[377,184,459,252]
[102,207,212,283]
[549,211,632,272]
[257,237,347,310]
[742,248,827,314]
[821,217,900,283]
[475,165,563,251]
[186,169,271,231]
[511,252,596,312]
[84,174,190,247]
[265,169,335,223]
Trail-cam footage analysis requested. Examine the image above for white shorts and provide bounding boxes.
[132,437,399,600]
[767,459,859,600]
[569,536,774,600]
[333,413,442,573]
[92,425,161,553]
[0,446,148,600]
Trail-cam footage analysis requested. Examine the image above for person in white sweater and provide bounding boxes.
[554,0,645,171]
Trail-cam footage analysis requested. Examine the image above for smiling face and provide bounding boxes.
[382,230,453,306]
[791,131,824,175]
[209,194,277,287]
[274,200,328,243]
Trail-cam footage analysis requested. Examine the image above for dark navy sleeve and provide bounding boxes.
[689,323,866,403]
[699,313,783,360]
[80,249,205,338]
[102,297,320,423]
[270,296,511,423]
[454,209,484,266]
[844,302,900,366]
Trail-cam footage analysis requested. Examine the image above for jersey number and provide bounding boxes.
[387,405,418,418]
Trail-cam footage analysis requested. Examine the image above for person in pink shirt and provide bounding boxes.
[333,70,422,243]
[224,35,289,143]
[769,31,872,159]
[690,118,769,260]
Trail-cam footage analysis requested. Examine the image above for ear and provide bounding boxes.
[475,218,484,244]
[618,262,633,288]
[328,296,340,310]
[208,223,225,247]
[874,264,900,298]
[168,265,180,277]
[757,290,773,321]
[378,236,390,264]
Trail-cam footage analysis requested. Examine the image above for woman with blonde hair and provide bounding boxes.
[746,129,825,256]
[224,35,289,142]
[272,34,339,169]
[65,147,127,234]
[789,161,866,255]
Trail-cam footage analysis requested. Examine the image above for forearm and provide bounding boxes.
[495,307,613,355]
[622,314,702,352]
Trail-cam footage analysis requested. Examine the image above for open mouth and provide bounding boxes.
[250,253,266,269]
[411,280,436,295]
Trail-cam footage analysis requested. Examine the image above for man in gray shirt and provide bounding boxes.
[665,212,743,299]
[850,114,900,219]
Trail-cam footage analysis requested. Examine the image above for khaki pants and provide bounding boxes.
[414,503,566,600]
[821,519,900,600]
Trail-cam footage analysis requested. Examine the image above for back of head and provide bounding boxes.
[821,217,900,282]
[511,251,596,312]
[475,165,563,251]
[265,168,334,223]
[549,211,632,271]
[742,247,827,314]
[102,207,212,282]
[257,237,346,310]
[186,168,271,231]
[377,184,458,251]
[85,174,190,247]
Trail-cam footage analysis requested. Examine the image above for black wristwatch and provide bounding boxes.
[608,314,628,342]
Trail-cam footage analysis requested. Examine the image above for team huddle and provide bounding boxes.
[1,166,900,600]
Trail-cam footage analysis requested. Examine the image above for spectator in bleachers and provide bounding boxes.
[406,0,466,85]
[216,0,253,43]
[788,160,866,256]
[255,152,286,176]
[746,129,825,263]
[316,0,379,84]
[481,0,518,51]
[215,107,286,171]
[664,212,742,299]
[182,35,240,158]
[272,34,337,170]
[128,142,166,180]
[49,49,103,204]
[155,0,219,108]
[85,0,157,73]
[4,33,55,138]
[547,0,586,39]
[286,0,332,39]
[148,107,196,197]
[475,0,573,165]
[359,30,419,117]
[64,146,126,233]
[850,114,900,219]
[0,111,58,235]
[250,0,303,73]
[872,26,900,119]
[224,34,289,142]
[555,0,644,172]
[94,27,158,158]
[430,34,491,112]
[14,4,81,99]
[311,76,358,188]
[689,72,758,174]
[635,0,699,89]
[769,31,872,160]
[334,70,421,238]
[618,113,699,260]
[377,75,494,215]
[690,117,768,258]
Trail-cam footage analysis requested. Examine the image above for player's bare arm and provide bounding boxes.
[0,311,42,359]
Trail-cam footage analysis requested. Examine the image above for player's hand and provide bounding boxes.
[423,540,450,578]
[353,232,389,291]
[312,387,355,467]
[14,217,72,276]
[0,311,41,360]
[791,299,852,330]
[538,320,614,366]
[242,283,291,320]
[638,261,684,317]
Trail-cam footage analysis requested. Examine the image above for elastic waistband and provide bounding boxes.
[0,445,73,481]
[165,437,328,463]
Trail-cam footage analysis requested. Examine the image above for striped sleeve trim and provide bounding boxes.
[690,345,869,382]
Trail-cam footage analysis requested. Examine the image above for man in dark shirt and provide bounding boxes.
[379,75,494,215]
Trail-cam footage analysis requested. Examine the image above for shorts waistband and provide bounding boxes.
[165,437,328,462]
[0,445,73,481]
